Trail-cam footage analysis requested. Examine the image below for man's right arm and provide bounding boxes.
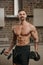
[4,26,17,55]
[8,31,17,51]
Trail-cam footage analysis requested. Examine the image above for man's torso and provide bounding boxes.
[13,22,33,46]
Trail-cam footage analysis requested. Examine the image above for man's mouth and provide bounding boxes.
[21,17,24,19]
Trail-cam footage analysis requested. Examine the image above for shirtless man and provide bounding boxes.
[4,10,39,65]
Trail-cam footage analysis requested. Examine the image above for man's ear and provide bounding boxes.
[25,14,27,18]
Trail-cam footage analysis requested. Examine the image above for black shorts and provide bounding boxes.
[12,45,30,65]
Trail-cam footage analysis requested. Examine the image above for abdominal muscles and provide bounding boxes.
[16,35,31,46]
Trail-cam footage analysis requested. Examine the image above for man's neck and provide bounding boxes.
[20,20,26,25]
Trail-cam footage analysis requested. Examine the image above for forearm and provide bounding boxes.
[34,39,39,52]
[34,42,38,52]
[8,41,16,51]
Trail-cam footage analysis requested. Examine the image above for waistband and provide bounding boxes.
[16,44,30,48]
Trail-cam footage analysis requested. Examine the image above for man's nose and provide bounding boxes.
[21,14,23,16]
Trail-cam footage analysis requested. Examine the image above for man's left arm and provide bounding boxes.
[31,26,39,52]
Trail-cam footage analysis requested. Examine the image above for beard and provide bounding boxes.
[20,17,25,21]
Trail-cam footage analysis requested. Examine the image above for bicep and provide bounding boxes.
[31,27,38,40]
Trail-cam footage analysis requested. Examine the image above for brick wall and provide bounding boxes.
[0,0,14,15]
[0,0,43,45]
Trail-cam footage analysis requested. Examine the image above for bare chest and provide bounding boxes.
[13,25,31,35]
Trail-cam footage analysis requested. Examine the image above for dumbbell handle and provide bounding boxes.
[7,53,12,60]
[0,49,12,60]
[0,49,5,55]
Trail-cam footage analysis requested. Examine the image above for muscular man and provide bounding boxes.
[4,10,39,65]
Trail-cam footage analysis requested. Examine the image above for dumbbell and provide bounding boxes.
[7,49,18,60]
[0,48,5,55]
[7,53,12,60]
[0,48,12,60]
[30,51,40,61]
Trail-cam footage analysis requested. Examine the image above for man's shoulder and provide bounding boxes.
[12,24,20,31]
[28,22,36,30]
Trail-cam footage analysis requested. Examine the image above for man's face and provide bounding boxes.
[18,11,27,21]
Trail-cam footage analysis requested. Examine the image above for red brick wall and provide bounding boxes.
[0,0,43,44]
[0,0,14,15]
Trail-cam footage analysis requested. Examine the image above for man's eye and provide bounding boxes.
[19,14,22,15]
[23,13,25,15]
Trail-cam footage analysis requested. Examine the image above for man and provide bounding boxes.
[4,9,39,65]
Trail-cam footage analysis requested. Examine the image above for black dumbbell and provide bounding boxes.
[30,51,40,61]
[7,53,12,60]
[34,52,40,61]
[7,49,17,60]
[0,49,5,55]
[7,48,17,60]
[0,48,12,60]
[0,48,8,56]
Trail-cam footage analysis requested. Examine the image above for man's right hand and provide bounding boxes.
[4,48,10,56]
